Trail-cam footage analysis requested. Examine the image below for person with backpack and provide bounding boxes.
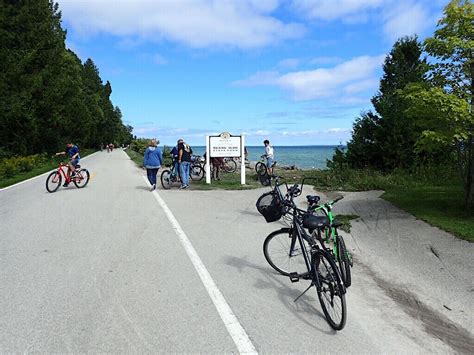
[143,139,163,191]
[177,138,192,189]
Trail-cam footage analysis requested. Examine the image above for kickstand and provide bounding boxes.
[294,283,314,303]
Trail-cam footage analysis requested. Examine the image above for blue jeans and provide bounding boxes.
[180,162,190,186]
[147,168,159,186]
[266,157,274,168]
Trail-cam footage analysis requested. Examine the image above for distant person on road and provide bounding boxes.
[143,139,163,191]
[55,142,80,187]
[178,139,192,189]
[263,139,274,175]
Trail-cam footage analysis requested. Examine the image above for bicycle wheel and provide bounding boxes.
[255,162,267,176]
[314,250,346,330]
[160,169,173,189]
[263,228,310,278]
[46,171,62,193]
[337,235,352,288]
[190,164,204,181]
[223,159,237,173]
[73,169,90,188]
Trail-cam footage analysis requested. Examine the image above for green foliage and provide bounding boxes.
[415,0,474,208]
[0,1,133,156]
[0,153,48,178]
[340,36,429,171]
[130,138,153,155]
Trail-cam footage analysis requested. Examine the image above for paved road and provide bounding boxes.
[1,150,473,353]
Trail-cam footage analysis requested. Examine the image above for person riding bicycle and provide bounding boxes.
[263,139,274,175]
[56,142,80,187]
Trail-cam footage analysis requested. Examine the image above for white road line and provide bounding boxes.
[0,151,99,192]
[142,176,257,354]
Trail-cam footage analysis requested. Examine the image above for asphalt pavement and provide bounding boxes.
[1,149,472,353]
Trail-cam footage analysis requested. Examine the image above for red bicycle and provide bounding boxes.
[46,161,90,193]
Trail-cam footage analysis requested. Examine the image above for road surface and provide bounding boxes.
[1,150,473,353]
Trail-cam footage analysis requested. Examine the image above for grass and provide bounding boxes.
[382,184,474,242]
[125,148,143,167]
[0,148,96,189]
[334,214,360,233]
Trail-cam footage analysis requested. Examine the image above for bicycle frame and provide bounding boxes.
[56,163,72,183]
[310,203,339,259]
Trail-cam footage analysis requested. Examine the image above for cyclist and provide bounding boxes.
[263,139,274,175]
[170,141,180,180]
[56,142,80,187]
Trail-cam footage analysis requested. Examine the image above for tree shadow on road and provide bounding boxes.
[223,255,335,335]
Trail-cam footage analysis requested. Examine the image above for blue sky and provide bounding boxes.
[58,0,447,146]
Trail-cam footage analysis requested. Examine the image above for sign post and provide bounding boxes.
[206,132,245,185]
[205,135,211,184]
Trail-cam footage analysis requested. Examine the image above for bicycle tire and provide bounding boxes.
[73,169,90,188]
[160,169,173,189]
[223,159,237,173]
[263,228,310,278]
[46,171,62,193]
[314,250,347,330]
[255,162,266,176]
[337,235,352,288]
[190,164,204,181]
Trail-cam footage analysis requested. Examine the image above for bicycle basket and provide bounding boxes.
[256,191,283,223]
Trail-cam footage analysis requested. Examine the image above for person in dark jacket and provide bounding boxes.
[143,139,163,190]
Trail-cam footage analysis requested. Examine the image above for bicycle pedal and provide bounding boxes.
[289,272,300,283]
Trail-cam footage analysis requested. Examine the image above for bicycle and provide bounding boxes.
[255,155,276,177]
[307,195,353,288]
[46,160,90,193]
[222,157,237,173]
[160,160,203,189]
[261,181,347,330]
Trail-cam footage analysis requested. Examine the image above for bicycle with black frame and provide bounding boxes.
[258,179,347,330]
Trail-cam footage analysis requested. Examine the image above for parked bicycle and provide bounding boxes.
[307,195,353,287]
[259,180,347,330]
[46,160,90,193]
[160,160,204,189]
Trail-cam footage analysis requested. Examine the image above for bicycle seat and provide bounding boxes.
[306,195,320,205]
[75,164,81,168]
[303,214,329,230]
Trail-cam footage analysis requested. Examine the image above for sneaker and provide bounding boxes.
[70,172,76,178]
[179,185,186,190]
[150,184,156,191]
[63,182,69,187]
[184,185,189,189]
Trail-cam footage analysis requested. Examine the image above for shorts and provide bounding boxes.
[70,158,80,167]
[266,157,273,168]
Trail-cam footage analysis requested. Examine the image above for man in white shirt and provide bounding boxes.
[263,139,274,175]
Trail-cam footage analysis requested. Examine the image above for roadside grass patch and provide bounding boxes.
[334,214,359,233]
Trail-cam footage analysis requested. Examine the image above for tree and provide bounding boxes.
[342,36,429,170]
[407,0,474,208]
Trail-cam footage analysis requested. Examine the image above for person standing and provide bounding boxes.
[178,138,192,189]
[263,139,274,175]
[143,139,163,191]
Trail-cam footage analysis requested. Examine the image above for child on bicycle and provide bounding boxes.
[55,142,80,187]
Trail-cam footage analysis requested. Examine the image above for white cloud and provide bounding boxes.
[383,2,432,42]
[309,56,343,65]
[235,55,385,101]
[59,0,305,49]
[292,0,383,21]
[153,54,168,65]
[278,58,300,69]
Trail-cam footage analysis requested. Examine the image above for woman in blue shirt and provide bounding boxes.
[143,139,163,190]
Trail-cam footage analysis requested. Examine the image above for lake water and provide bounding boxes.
[190,146,341,169]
